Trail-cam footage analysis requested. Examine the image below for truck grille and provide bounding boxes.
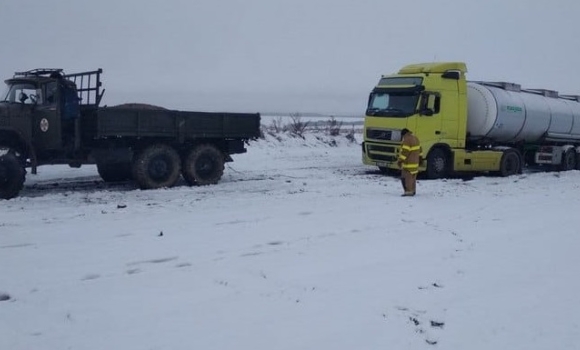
[365,143,398,162]
[366,129,393,141]
[367,144,396,153]
[371,154,397,162]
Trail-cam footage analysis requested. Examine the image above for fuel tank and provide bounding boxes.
[466,82,580,143]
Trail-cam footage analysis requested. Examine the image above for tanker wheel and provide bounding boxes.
[182,144,224,186]
[97,161,133,182]
[0,151,26,200]
[132,144,181,189]
[499,149,521,177]
[426,148,449,179]
[560,149,576,171]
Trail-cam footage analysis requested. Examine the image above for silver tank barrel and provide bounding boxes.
[466,82,580,143]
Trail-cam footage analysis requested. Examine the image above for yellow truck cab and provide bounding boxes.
[362,61,580,178]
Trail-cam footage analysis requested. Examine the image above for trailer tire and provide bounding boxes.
[426,148,449,179]
[560,149,576,171]
[498,149,521,177]
[132,144,181,189]
[0,151,26,200]
[97,161,133,182]
[182,144,224,186]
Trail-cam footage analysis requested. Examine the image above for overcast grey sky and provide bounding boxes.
[1,0,579,115]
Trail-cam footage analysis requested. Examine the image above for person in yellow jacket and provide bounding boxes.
[397,128,422,196]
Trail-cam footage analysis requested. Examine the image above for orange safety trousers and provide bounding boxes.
[401,169,417,195]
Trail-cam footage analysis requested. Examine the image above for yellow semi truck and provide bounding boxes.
[362,62,580,178]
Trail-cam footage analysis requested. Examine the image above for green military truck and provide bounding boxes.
[0,68,261,199]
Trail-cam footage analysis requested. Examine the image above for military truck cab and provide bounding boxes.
[1,69,85,163]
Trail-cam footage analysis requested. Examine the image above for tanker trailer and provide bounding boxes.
[466,81,580,169]
[362,61,580,179]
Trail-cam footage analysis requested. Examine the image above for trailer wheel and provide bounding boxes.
[426,148,449,179]
[97,161,133,182]
[0,151,26,200]
[560,149,576,171]
[132,144,181,189]
[182,144,224,186]
[499,149,521,177]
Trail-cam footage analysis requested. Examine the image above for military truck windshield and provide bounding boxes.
[1,82,41,104]
[366,91,420,117]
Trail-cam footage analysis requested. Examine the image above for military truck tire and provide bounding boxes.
[426,148,449,179]
[182,144,224,186]
[97,161,133,182]
[0,151,26,200]
[132,144,181,189]
[498,149,521,177]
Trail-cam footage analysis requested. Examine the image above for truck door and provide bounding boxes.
[60,83,80,149]
[32,81,62,151]
[416,92,443,146]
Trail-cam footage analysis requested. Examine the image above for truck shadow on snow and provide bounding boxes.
[364,165,561,182]
[16,165,563,198]
[19,176,139,198]
[18,175,242,198]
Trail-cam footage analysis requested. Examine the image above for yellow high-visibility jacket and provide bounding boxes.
[398,133,422,174]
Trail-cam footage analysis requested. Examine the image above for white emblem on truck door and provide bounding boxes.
[40,118,49,132]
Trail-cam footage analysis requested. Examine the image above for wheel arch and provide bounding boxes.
[425,142,453,166]
[426,143,452,156]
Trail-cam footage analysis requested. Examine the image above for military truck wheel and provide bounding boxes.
[0,151,26,200]
[560,149,576,171]
[426,148,449,179]
[182,144,224,186]
[132,144,181,189]
[97,161,132,182]
[499,149,521,177]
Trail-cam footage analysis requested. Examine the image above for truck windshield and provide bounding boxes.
[366,91,420,117]
[1,83,41,104]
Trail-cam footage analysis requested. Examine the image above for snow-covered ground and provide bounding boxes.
[1,131,579,350]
